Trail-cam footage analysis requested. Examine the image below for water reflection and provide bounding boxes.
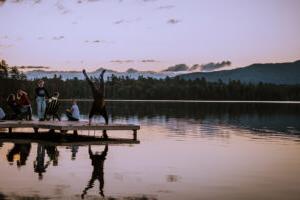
[34,144,59,180]
[66,145,79,160]
[81,145,108,199]
[0,102,300,199]
[7,143,31,167]
[66,101,300,136]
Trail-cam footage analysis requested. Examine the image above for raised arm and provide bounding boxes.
[100,145,108,158]
[88,145,93,157]
[83,69,95,89]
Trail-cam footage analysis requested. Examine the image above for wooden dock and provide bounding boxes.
[0,120,141,141]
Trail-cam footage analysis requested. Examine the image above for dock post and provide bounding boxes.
[8,127,12,133]
[133,129,137,141]
[33,127,39,134]
[73,130,78,136]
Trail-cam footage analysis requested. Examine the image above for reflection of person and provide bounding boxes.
[45,145,59,166]
[35,80,49,121]
[66,100,80,121]
[6,143,31,168]
[16,89,32,120]
[34,144,59,180]
[71,145,79,160]
[34,144,47,180]
[81,145,108,199]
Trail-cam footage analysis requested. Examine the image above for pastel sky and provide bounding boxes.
[0,0,300,71]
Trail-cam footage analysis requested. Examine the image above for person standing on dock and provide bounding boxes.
[35,80,49,121]
[82,69,108,138]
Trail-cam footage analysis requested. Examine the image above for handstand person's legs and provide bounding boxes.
[88,109,95,125]
[101,108,108,139]
[101,108,108,125]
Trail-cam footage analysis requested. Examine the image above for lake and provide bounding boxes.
[0,101,300,200]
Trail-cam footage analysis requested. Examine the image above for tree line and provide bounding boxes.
[1,59,300,101]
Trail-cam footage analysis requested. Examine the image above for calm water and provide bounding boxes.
[1,102,300,200]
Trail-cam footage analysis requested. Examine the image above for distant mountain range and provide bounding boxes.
[24,60,300,85]
[24,67,187,80]
[178,60,300,85]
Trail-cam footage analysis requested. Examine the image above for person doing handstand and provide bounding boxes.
[83,69,109,138]
[83,69,108,125]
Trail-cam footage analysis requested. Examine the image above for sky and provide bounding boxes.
[0,0,300,72]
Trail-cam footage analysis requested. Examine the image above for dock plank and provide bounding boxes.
[0,120,140,130]
[0,120,141,140]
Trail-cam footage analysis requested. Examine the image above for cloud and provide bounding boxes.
[114,19,125,24]
[142,0,157,2]
[113,17,141,25]
[190,61,232,72]
[85,39,109,44]
[158,5,175,10]
[162,64,189,72]
[52,36,64,40]
[167,19,181,24]
[55,1,71,14]
[0,44,13,49]
[18,66,50,69]
[141,59,158,63]
[110,60,134,64]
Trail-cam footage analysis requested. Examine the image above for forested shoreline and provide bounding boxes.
[1,74,300,101]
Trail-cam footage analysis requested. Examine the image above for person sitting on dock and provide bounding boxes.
[83,69,108,138]
[44,92,60,121]
[66,99,80,121]
[16,89,32,120]
[7,93,22,120]
[81,145,108,199]
[0,106,5,120]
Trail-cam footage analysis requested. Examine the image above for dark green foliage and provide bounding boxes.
[1,75,300,101]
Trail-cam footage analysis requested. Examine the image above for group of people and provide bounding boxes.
[0,79,80,122]
[0,69,108,125]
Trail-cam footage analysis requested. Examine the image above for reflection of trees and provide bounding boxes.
[74,102,300,135]
[81,145,108,199]
[34,144,59,180]
[6,143,31,167]
[75,101,300,121]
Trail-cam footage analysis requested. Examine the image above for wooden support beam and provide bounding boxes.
[133,129,137,141]
[33,127,39,134]
[73,130,78,136]
[8,127,12,134]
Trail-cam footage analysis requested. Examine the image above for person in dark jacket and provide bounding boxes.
[35,80,49,121]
